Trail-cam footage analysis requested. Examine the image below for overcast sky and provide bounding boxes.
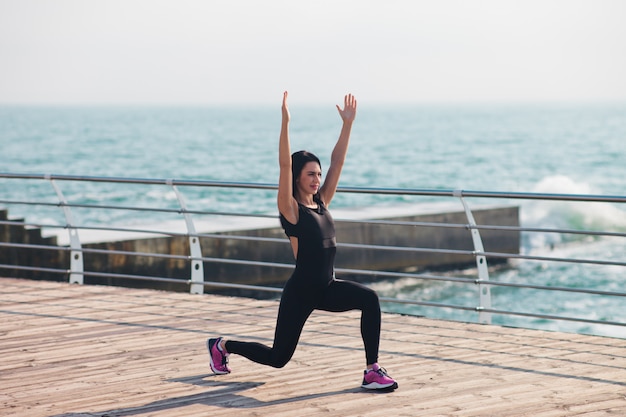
[1,0,625,105]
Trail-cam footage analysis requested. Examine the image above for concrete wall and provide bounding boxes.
[194,205,520,293]
[335,206,520,272]
[1,205,520,294]
[0,209,65,280]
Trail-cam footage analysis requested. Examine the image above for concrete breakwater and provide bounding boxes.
[1,204,520,295]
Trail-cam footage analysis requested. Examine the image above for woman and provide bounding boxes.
[207,91,398,391]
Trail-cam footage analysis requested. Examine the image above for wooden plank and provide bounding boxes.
[1,277,625,417]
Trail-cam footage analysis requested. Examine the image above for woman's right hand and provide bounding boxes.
[282,91,290,123]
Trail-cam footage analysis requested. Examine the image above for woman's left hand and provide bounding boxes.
[336,94,357,123]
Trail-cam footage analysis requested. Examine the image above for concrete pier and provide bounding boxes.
[2,203,520,293]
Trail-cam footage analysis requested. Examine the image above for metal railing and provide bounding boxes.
[1,172,625,336]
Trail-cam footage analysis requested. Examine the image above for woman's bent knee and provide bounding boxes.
[269,353,291,368]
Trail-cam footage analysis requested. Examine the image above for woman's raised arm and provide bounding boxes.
[277,91,299,224]
[319,93,357,207]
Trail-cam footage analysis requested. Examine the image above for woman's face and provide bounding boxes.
[296,161,322,197]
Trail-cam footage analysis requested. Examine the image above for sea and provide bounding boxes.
[1,102,625,338]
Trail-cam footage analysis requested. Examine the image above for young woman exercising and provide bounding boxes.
[207,91,397,391]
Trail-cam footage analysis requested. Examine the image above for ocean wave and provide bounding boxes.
[520,175,626,252]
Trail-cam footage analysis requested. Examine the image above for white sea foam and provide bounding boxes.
[520,175,626,252]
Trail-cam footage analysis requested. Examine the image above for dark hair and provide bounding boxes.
[291,150,321,198]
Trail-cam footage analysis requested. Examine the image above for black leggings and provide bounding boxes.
[225,278,381,367]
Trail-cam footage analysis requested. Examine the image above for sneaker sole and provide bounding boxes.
[361,381,399,391]
[207,338,230,375]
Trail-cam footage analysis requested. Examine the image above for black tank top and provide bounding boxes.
[279,198,337,287]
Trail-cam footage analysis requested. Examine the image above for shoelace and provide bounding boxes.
[373,367,389,377]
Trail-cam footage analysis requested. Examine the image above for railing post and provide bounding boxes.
[49,176,84,284]
[455,190,492,324]
[169,181,204,295]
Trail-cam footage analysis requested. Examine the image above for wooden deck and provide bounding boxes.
[1,277,625,417]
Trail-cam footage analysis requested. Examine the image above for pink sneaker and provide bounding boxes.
[207,337,231,375]
[361,363,398,390]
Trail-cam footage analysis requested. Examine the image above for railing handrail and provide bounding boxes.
[2,172,626,203]
[1,172,625,336]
